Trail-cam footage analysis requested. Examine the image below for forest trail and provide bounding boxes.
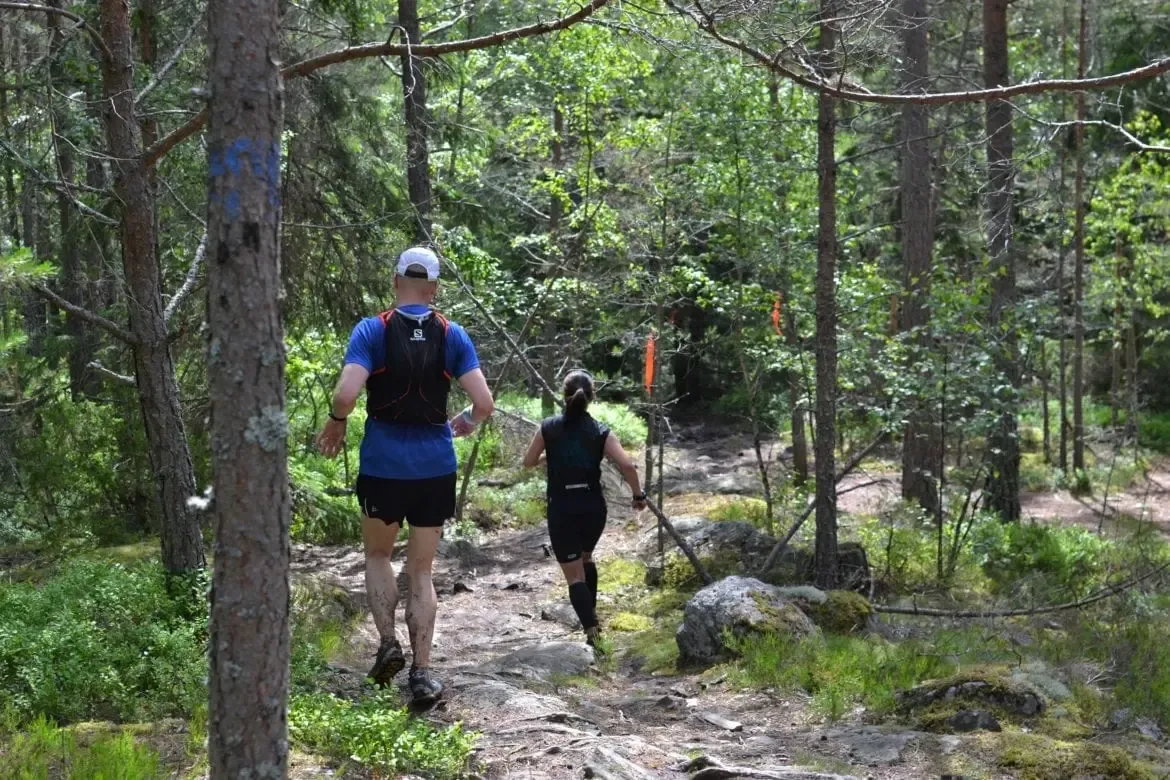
[288,429,1170,779]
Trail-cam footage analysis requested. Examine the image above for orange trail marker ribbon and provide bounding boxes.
[772,293,783,337]
[644,329,657,394]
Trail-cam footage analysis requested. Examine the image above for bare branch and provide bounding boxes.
[665,0,1170,105]
[0,2,114,62]
[0,139,118,224]
[136,11,205,104]
[1038,117,1170,154]
[875,559,1170,618]
[31,283,136,344]
[143,0,613,166]
[87,360,135,386]
[164,232,207,324]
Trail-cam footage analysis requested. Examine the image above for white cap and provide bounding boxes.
[396,246,441,281]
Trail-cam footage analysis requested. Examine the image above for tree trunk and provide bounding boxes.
[982,0,1021,522]
[48,0,96,399]
[0,21,20,242]
[899,0,939,515]
[542,103,564,417]
[1072,0,1087,472]
[99,0,204,574]
[787,304,809,485]
[400,0,433,243]
[205,0,290,771]
[1041,339,1051,463]
[813,0,840,589]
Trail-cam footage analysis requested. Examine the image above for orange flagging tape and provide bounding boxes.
[772,293,783,337]
[644,329,657,394]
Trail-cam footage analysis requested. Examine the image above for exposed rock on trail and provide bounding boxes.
[676,576,819,666]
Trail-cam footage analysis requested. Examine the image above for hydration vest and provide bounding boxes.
[542,413,609,495]
[365,308,451,425]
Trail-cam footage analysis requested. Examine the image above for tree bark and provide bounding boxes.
[813,0,839,589]
[982,0,1021,522]
[1072,0,1087,472]
[898,0,939,515]
[99,0,204,573]
[400,0,433,243]
[205,0,290,771]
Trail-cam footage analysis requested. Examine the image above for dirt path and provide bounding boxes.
[289,430,1170,778]
[293,517,971,780]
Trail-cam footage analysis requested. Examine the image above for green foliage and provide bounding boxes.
[0,561,207,725]
[973,522,1112,601]
[0,717,161,780]
[708,497,770,528]
[465,478,546,529]
[1138,411,1170,453]
[495,392,647,447]
[288,691,475,778]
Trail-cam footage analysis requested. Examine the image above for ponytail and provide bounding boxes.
[566,387,589,417]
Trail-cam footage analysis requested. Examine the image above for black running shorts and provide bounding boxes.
[355,472,456,528]
[547,491,607,564]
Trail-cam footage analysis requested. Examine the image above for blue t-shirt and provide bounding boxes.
[344,304,479,479]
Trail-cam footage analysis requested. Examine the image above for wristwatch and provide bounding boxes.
[328,411,347,422]
[633,493,647,502]
[460,407,476,426]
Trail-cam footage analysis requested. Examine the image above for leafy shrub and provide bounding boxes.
[288,691,475,778]
[1139,412,1170,454]
[465,479,546,529]
[709,497,770,528]
[973,522,1110,601]
[495,392,647,446]
[0,717,160,779]
[289,459,360,544]
[0,561,207,725]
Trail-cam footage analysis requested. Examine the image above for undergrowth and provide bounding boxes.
[288,692,475,778]
[0,716,161,780]
[494,392,647,446]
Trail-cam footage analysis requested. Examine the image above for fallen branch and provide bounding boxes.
[87,361,134,386]
[0,2,114,62]
[874,559,1170,618]
[756,432,889,577]
[443,256,713,586]
[32,283,136,344]
[143,0,612,166]
[666,0,1170,106]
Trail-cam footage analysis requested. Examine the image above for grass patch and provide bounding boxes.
[465,479,546,530]
[626,624,681,673]
[608,612,654,632]
[0,717,161,779]
[288,691,475,779]
[708,497,770,527]
[728,628,1018,722]
[494,392,647,447]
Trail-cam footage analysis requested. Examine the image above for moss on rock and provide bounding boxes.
[807,590,873,634]
[998,733,1154,780]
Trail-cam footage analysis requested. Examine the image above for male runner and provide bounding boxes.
[316,246,494,704]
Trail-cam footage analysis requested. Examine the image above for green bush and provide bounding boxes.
[495,392,647,447]
[709,498,770,528]
[0,561,208,725]
[288,691,475,778]
[0,717,161,780]
[973,522,1110,601]
[465,479,546,529]
[1140,412,1170,453]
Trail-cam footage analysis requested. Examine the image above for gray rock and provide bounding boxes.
[897,672,1046,718]
[823,725,926,765]
[539,601,581,629]
[638,516,711,560]
[584,746,659,780]
[676,576,819,666]
[947,710,1002,732]
[1112,709,1165,741]
[487,641,595,679]
[937,735,962,755]
[454,678,569,720]
[686,521,778,571]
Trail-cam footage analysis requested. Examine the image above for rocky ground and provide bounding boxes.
[286,431,1170,779]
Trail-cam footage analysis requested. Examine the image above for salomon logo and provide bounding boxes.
[411,329,425,342]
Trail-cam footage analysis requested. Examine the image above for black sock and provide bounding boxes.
[568,581,597,630]
[584,561,598,607]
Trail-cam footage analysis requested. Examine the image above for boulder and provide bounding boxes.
[898,668,1047,732]
[487,641,595,680]
[539,601,581,629]
[676,576,819,666]
[822,725,927,765]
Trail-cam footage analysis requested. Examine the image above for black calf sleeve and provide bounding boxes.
[568,581,598,630]
[584,561,598,606]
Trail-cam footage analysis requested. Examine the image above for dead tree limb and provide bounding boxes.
[87,361,135,386]
[32,283,136,344]
[874,559,1170,618]
[143,0,612,167]
[0,2,114,62]
[164,231,207,324]
[443,257,714,586]
[665,0,1170,106]
[756,432,889,576]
